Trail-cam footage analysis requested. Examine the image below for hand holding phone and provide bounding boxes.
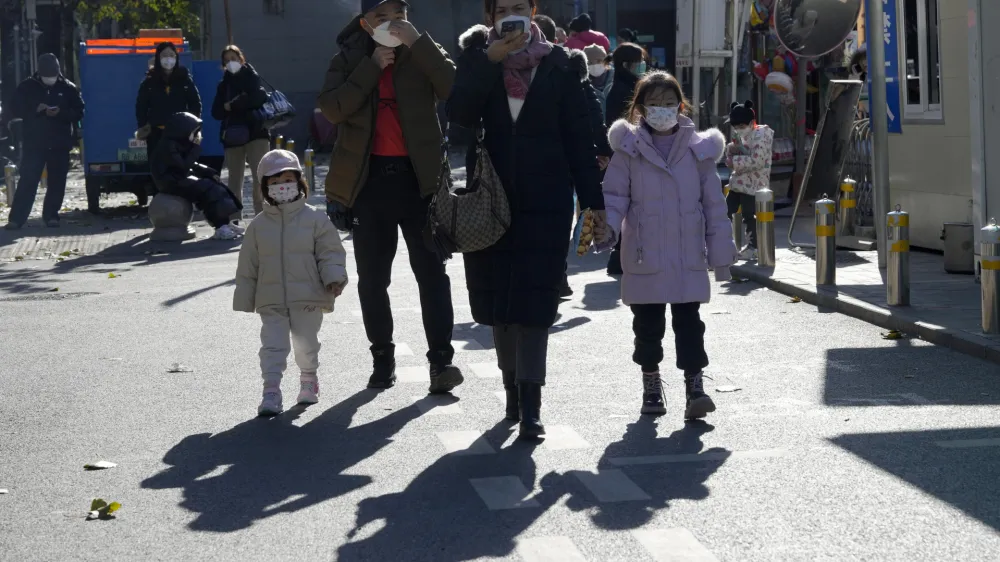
[500,20,525,37]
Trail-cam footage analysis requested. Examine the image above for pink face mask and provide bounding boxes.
[267,182,298,204]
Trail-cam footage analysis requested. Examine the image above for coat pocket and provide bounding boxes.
[681,210,709,270]
[621,207,660,275]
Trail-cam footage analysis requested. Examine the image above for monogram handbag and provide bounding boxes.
[425,129,510,260]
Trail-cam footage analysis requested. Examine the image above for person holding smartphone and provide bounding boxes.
[318,0,463,394]
[4,54,84,231]
[448,0,606,439]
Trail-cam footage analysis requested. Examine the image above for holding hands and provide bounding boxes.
[327,281,347,297]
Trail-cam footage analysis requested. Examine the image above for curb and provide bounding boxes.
[731,264,1000,367]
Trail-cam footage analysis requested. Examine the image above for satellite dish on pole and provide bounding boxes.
[773,0,862,58]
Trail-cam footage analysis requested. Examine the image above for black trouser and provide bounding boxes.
[7,145,70,225]
[630,302,708,374]
[493,324,549,384]
[353,155,455,365]
[726,190,757,248]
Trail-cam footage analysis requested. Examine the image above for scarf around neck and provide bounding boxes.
[487,23,553,100]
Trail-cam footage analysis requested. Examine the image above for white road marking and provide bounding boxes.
[935,438,1000,449]
[395,366,427,383]
[351,310,363,317]
[436,431,496,455]
[470,362,502,378]
[454,339,485,352]
[540,426,590,451]
[469,476,540,510]
[395,343,414,357]
[412,396,463,416]
[572,469,650,502]
[517,536,588,562]
[632,528,720,562]
[609,449,787,466]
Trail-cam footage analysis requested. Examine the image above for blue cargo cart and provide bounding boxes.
[78,38,223,211]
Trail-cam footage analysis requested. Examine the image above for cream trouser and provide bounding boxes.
[226,138,270,218]
[259,305,324,384]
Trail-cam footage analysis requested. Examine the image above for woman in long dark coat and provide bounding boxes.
[447,0,604,440]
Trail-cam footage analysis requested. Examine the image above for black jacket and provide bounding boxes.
[210,62,269,147]
[13,75,85,150]
[604,67,638,127]
[136,66,202,129]
[447,25,603,328]
[151,112,216,194]
[567,49,612,157]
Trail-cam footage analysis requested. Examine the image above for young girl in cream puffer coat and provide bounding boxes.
[234,149,348,416]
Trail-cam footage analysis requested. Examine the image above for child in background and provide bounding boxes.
[233,150,348,416]
[600,72,736,419]
[725,100,774,261]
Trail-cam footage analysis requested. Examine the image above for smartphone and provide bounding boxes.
[500,20,525,37]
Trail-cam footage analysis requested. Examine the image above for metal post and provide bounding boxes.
[4,163,17,207]
[795,60,807,180]
[304,149,315,192]
[815,194,836,285]
[982,218,1000,334]
[869,0,890,269]
[838,177,857,237]
[285,139,295,152]
[13,25,21,85]
[692,0,701,125]
[886,205,910,306]
[755,187,775,266]
[275,135,283,149]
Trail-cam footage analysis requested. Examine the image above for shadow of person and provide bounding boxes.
[580,279,621,311]
[141,389,423,533]
[336,421,558,562]
[556,417,729,531]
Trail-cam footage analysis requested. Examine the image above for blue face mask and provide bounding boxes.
[633,61,647,76]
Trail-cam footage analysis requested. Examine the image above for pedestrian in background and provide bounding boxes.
[234,150,348,416]
[599,72,735,419]
[564,13,611,52]
[318,0,463,394]
[584,44,613,115]
[532,14,557,43]
[448,0,605,439]
[136,42,202,169]
[725,100,774,262]
[617,28,638,46]
[4,53,84,230]
[211,45,270,219]
[604,42,647,275]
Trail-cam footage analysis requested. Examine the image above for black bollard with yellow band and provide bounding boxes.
[886,205,910,306]
[816,194,837,285]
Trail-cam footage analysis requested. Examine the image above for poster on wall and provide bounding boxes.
[865,0,902,134]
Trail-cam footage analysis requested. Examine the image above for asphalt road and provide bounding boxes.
[2,230,1000,562]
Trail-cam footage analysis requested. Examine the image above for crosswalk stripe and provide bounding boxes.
[469,476,540,510]
[631,528,719,562]
[469,362,502,378]
[517,536,588,562]
[435,431,496,456]
[395,366,427,383]
[571,469,651,503]
[395,343,414,357]
[540,426,590,451]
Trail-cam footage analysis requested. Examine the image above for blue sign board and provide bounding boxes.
[866,0,902,133]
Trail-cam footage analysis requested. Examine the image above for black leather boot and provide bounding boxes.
[502,370,519,422]
[684,370,716,420]
[518,382,545,439]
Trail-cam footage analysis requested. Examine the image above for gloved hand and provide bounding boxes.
[327,200,354,232]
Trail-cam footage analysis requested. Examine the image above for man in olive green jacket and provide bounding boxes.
[318,0,461,394]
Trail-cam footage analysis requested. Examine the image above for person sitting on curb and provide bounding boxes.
[150,112,243,240]
[317,0,463,394]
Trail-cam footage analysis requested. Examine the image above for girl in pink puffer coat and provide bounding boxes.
[598,72,737,420]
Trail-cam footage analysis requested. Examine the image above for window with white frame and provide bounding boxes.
[901,0,942,119]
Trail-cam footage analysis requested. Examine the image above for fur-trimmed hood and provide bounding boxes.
[608,115,726,164]
[566,48,589,82]
[459,24,491,51]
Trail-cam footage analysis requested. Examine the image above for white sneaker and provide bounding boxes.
[297,377,320,405]
[213,224,240,240]
[258,388,283,416]
[229,222,246,235]
[738,246,758,261]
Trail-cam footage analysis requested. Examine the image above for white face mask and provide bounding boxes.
[494,15,532,55]
[588,64,606,78]
[645,106,679,132]
[41,77,57,86]
[226,61,242,74]
[267,182,299,204]
[161,56,177,70]
[370,21,402,48]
